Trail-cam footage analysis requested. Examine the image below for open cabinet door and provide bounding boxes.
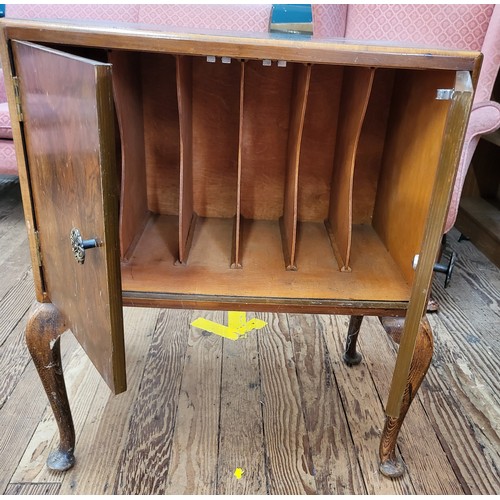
[12,41,126,394]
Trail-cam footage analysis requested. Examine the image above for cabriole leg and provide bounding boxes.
[378,315,434,478]
[343,315,364,366]
[25,302,75,471]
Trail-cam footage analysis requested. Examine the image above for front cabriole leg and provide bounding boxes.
[378,315,434,477]
[25,302,75,471]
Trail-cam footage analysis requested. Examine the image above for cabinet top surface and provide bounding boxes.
[0,18,481,71]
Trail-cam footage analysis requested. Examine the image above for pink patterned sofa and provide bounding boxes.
[1,4,499,235]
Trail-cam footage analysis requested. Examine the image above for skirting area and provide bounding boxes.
[0,176,498,494]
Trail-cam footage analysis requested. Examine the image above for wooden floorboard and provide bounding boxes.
[288,313,367,494]
[0,177,498,494]
[114,308,190,494]
[357,315,464,495]
[328,315,414,494]
[4,482,61,495]
[257,313,316,495]
[216,319,267,495]
[163,310,224,495]
[57,307,160,495]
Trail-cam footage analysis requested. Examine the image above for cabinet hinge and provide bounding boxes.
[436,88,455,100]
[12,76,24,122]
[34,230,42,267]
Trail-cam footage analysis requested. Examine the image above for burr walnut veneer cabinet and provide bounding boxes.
[0,19,479,478]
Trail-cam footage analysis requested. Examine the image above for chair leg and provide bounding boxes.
[25,302,76,471]
[378,315,434,477]
[343,315,363,366]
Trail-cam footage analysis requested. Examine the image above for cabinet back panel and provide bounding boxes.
[298,64,343,221]
[192,57,240,218]
[240,60,294,220]
[142,53,180,215]
[352,69,395,225]
[373,69,455,283]
[328,66,375,270]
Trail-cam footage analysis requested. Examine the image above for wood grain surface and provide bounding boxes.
[216,326,267,494]
[282,64,311,270]
[1,19,481,71]
[121,216,411,303]
[240,60,292,220]
[57,308,159,494]
[4,483,61,495]
[176,56,195,264]
[163,311,223,494]
[192,57,240,218]
[12,41,125,393]
[232,61,245,268]
[328,67,374,271]
[297,64,343,222]
[359,316,463,493]
[288,314,366,494]
[384,71,473,418]
[329,315,414,494]
[141,52,180,216]
[352,69,395,224]
[114,309,191,494]
[257,313,316,494]
[372,69,455,284]
[109,50,149,258]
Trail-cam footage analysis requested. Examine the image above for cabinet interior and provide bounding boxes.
[102,49,454,303]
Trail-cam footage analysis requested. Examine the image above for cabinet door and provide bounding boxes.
[12,41,126,394]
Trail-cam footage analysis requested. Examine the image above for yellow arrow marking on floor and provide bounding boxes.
[234,467,245,479]
[191,311,267,341]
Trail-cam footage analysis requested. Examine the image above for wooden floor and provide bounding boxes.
[0,175,499,495]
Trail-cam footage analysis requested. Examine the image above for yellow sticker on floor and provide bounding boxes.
[234,467,244,479]
[191,312,267,341]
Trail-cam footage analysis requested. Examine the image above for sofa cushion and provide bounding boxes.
[0,102,12,139]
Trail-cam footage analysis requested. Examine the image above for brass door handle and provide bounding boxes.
[70,228,101,264]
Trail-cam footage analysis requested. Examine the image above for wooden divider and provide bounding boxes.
[280,64,312,271]
[231,61,246,269]
[326,67,375,272]
[109,51,149,260]
[176,56,196,265]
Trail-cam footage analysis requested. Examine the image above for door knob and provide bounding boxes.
[70,228,101,264]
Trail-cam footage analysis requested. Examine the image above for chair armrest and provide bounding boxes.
[467,100,500,136]
[444,100,500,232]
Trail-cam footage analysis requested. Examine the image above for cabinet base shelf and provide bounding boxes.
[121,214,410,305]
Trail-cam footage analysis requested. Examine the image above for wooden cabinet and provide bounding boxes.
[0,18,478,478]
